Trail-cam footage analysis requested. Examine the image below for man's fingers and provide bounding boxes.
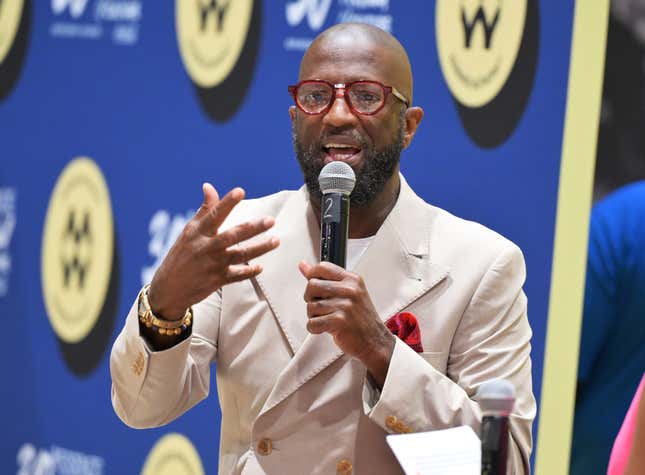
[215,187,245,224]
[306,298,345,318]
[306,314,337,335]
[227,236,280,264]
[203,182,220,207]
[224,263,264,283]
[298,260,313,279]
[302,261,347,281]
[200,187,245,233]
[303,278,353,301]
[214,217,275,249]
[195,182,220,219]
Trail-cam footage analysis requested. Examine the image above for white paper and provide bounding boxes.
[386,425,481,475]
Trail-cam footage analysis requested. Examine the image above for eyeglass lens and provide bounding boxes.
[297,82,385,114]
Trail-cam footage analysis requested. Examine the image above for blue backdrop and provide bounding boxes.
[1,1,574,473]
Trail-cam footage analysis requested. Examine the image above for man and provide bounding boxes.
[111,23,535,474]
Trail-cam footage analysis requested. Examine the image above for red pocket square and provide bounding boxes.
[385,312,423,353]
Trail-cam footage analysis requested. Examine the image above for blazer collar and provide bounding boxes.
[254,186,319,355]
[354,174,449,319]
[254,175,449,417]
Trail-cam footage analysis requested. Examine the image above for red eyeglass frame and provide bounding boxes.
[288,79,409,116]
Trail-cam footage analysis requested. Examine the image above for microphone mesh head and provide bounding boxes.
[477,379,516,415]
[318,161,356,195]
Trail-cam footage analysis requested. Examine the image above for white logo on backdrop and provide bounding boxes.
[0,187,16,298]
[52,0,90,18]
[286,0,333,30]
[17,443,104,475]
[49,0,143,45]
[283,0,392,51]
[141,209,193,286]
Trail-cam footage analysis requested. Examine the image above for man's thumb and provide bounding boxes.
[202,182,220,208]
[195,182,220,220]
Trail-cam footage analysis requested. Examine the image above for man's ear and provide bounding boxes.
[289,105,296,125]
[402,106,424,149]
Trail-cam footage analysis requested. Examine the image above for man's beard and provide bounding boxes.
[293,116,405,207]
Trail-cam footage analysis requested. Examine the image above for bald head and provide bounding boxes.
[299,23,414,104]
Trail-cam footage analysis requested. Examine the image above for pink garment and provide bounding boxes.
[607,373,645,475]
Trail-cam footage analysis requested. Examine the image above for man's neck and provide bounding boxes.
[310,172,401,239]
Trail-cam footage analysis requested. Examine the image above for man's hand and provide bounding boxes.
[148,183,280,320]
[299,261,395,387]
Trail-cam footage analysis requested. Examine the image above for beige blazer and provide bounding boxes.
[110,175,536,474]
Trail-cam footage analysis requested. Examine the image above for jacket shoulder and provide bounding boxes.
[428,204,524,270]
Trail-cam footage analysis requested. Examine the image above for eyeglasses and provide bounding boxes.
[288,80,409,116]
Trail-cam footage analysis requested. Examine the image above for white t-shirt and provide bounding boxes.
[346,236,375,272]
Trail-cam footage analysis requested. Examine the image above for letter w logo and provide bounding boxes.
[461,6,499,49]
[61,209,92,290]
[197,0,230,33]
[286,0,332,31]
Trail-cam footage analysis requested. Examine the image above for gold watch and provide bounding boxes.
[137,284,192,336]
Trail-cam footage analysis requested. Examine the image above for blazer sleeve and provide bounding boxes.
[109,289,221,429]
[363,243,536,474]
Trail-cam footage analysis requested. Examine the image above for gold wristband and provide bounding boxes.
[137,284,193,336]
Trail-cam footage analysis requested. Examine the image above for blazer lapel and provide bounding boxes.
[254,187,319,355]
[356,175,449,321]
[257,175,449,418]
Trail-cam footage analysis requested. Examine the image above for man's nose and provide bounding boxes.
[322,91,359,127]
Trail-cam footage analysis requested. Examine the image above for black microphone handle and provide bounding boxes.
[481,415,509,475]
[320,192,350,268]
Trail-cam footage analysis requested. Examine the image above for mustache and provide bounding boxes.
[317,128,369,149]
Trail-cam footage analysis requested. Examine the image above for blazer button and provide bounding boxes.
[337,459,353,474]
[257,438,272,456]
[385,415,398,430]
[132,351,144,376]
[394,420,411,434]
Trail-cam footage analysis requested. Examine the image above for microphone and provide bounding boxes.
[318,161,356,268]
[478,379,516,475]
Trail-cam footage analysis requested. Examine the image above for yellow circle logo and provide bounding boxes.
[0,0,25,65]
[42,158,114,344]
[436,0,527,108]
[176,0,254,88]
[142,433,205,475]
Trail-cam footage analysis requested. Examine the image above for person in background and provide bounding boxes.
[571,181,645,474]
[607,373,645,475]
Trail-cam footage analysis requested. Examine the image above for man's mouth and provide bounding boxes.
[322,143,362,164]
